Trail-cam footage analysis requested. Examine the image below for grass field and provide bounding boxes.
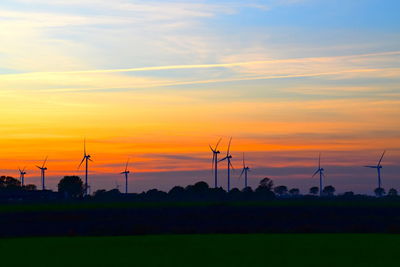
[0,234,398,266]
[1,199,400,213]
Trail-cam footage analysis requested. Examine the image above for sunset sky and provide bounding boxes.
[1,0,399,194]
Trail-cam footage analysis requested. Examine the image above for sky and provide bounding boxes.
[0,0,399,194]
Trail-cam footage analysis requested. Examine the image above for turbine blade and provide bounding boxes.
[227,137,232,156]
[22,166,26,172]
[36,165,41,169]
[239,168,245,178]
[312,169,319,177]
[229,161,234,170]
[378,150,386,166]
[84,137,86,156]
[215,137,222,150]
[242,152,245,168]
[218,157,227,162]
[125,159,129,172]
[364,165,377,168]
[318,153,321,169]
[42,156,48,168]
[209,144,215,152]
[78,157,85,169]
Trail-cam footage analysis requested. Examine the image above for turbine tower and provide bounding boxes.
[364,150,386,190]
[18,167,27,186]
[209,138,222,188]
[120,159,130,194]
[78,139,92,196]
[312,153,325,196]
[36,157,48,190]
[240,153,250,188]
[219,137,233,192]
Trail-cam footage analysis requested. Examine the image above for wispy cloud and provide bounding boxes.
[2,51,399,93]
[2,50,399,76]
[0,1,241,27]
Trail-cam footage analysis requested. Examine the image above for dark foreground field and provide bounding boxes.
[1,200,400,237]
[0,234,398,267]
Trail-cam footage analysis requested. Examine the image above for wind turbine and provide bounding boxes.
[120,159,130,194]
[18,167,27,186]
[219,137,234,192]
[240,153,250,188]
[364,150,386,190]
[209,138,222,188]
[36,157,48,190]
[312,153,325,196]
[78,139,92,196]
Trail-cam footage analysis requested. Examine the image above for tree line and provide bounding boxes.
[0,175,399,201]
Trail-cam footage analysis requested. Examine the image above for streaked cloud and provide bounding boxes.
[2,50,399,76]
[1,51,399,94]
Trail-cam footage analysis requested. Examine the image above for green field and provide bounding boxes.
[0,234,398,266]
[1,199,399,213]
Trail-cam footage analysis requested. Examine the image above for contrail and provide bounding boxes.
[1,50,400,77]
[39,67,400,93]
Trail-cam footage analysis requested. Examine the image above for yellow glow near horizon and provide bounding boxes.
[1,85,399,176]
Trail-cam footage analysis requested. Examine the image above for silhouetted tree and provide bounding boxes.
[58,176,84,198]
[309,186,319,195]
[388,188,397,197]
[185,184,194,192]
[93,188,121,200]
[94,189,107,196]
[322,185,335,196]
[255,178,275,199]
[108,188,121,195]
[191,181,209,193]
[242,186,253,193]
[342,191,354,197]
[24,184,37,191]
[145,189,167,201]
[228,188,241,199]
[239,186,253,200]
[289,188,300,196]
[183,181,211,201]
[257,177,274,191]
[168,186,185,198]
[274,185,288,196]
[374,187,385,197]
[0,176,21,190]
[209,187,227,201]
